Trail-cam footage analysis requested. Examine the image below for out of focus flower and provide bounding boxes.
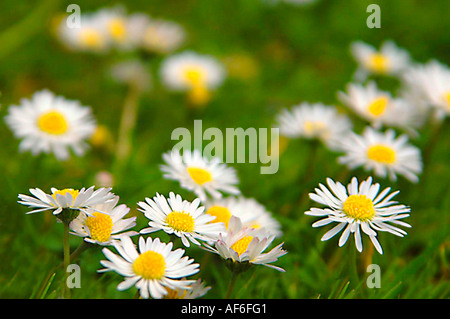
[70,195,137,245]
[160,51,226,106]
[163,279,211,299]
[110,59,152,92]
[161,149,240,201]
[204,216,287,272]
[141,19,185,54]
[99,236,199,299]
[139,192,225,247]
[401,60,450,119]
[5,90,96,160]
[305,176,411,254]
[275,102,353,150]
[338,81,420,130]
[205,196,282,238]
[18,186,115,217]
[351,40,411,81]
[337,127,422,183]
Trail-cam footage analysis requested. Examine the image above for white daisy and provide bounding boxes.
[94,7,133,50]
[18,186,115,217]
[4,89,96,160]
[138,192,225,247]
[141,18,185,54]
[57,12,111,53]
[99,236,199,299]
[160,149,240,201]
[205,196,283,238]
[305,176,412,254]
[160,51,226,105]
[275,102,353,150]
[351,40,411,81]
[70,195,138,245]
[337,127,422,183]
[163,278,211,299]
[338,81,419,129]
[204,216,287,272]
[401,60,450,118]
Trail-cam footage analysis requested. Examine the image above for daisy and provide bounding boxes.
[337,127,422,183]
[338,81,418,129]
[305,176,412,254]
[160,149,240,201]
[205,196,283,238]
[163,278,211,299]
[99,236,199,299]
[4,90,96,160]
[57,12,111,53]
[160,51,226,105]
[94,7,132,50]
[18,186,115,218]
[351,40,411,81]
[204,216,287,272]
[138,192,225,247]
[70,195,138,245]
[401,60,450,118]
[141,18,185,54]
[275,102,353,150]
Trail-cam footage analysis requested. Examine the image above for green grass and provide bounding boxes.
[0,0,449,299]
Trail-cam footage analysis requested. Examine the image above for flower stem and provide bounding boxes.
[225,271,239,299]
[63,221,71,299]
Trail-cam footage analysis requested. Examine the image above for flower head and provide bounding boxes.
[204,216,287,272]
[305,176,412,254]
[337,127,422,183]
[70,196,138,245]
[161,149,240,201]
[138,192,225,247]
[18,186,115,217]
[275,102,352,150]
[5,90,96,160]
[99,236,199,299]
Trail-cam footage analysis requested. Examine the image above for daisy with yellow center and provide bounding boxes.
[5,90,97,160]
[18,186,115,216]
[205,196,283,238]
[163,279,211,299]
[138,192,225,247]
[70,196,138,245]
[305,176,412,254]
[99,236,199,299]
[275,102,352,150]
[338,127,422,183]
[351,40,410,81]
[203,216,287,272]
[338,81,419,129]
[161,149,240,201]
[160,51,226,106]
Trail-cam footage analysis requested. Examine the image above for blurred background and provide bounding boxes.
[0,0,448,298]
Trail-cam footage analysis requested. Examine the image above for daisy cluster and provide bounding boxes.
[274,40,449,254]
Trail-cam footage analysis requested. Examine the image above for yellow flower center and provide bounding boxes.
[166,211,195,232]
[133,251,166,280]
[85,212,113,242]
[231,236,254,257]
[206,206,232,228]
[37,110,69,135]
[367,96,389,117]
[343,195,376,221]
[187,167,213,185]
[79,28,103,48]
[367,144,396,164]
[303,121,328,139]
[184,67,206,87]
[444,92,450,110]
[109,18,126,41]
[367,53,390,73]
[51,189,79,201]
